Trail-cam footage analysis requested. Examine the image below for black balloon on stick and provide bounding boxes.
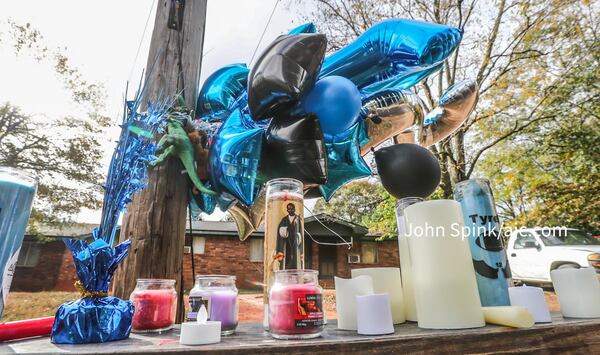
[261,112,327,186]
[374,144,441,199]
[247,33,327,120]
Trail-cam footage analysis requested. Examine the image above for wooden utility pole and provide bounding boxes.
[113,0,207,322]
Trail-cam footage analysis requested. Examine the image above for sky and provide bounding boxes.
[0,0,315,223]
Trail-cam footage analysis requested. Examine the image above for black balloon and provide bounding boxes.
[248,33,327,120]
[261,112,327,186]
[374,144,441,199]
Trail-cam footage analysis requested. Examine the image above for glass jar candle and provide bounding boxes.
[188,275,238,335]
[130,279,177,333]
[268,269,324,339]
[264,178,305,328]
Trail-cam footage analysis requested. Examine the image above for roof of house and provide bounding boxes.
[26,223,98,238]
[26,214,380,241]
[188,213,368,238]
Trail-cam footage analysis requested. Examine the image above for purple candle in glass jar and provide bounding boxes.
[189,275,238,335]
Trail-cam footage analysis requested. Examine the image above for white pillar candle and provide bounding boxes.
[508,285,552,323]
[351,267,405,324]
[335,275,374,330]
[180,305,221,345]
[395,197,423,322]
[356,293,395,335]
[550,268,600,318]
[404,200,485,329]
[482,306,534,328]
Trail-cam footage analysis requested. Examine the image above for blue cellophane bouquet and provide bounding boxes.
[51,84,167,344]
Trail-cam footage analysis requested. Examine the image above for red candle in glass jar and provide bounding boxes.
[130,279,177,332]
[268,270,324,339]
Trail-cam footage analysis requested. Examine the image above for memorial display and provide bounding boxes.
[6,11,598,353]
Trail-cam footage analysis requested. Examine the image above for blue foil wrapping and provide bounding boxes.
[454,179,511,306]
[51,239,134,344]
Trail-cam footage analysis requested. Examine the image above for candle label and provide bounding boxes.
[294,292,323,327]
[188,295,211,321]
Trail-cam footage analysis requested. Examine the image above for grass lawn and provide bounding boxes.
[3,292,79,322]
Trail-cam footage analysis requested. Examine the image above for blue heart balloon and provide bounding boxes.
[208,108,264,206]
[302,76,362,137]
[319,19,462,93]
[318,121,372,200]
[196,63,249,120]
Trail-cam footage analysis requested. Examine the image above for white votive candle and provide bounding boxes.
[551,268,600,318]
[351,267,405,324]
[508,285,552,323]
[404,200,485,329]
[356,293,395,335]
[180,305,221,345]
[335,275,374,330]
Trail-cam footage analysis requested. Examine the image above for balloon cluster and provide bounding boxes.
[189,19,479,239]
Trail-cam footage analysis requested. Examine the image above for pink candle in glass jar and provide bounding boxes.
[268,270,324,339]
[130,279,177,333]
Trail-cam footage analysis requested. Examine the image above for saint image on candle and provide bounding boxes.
[275,203,303,270]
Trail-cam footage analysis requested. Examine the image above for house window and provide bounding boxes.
[16,241,41,267]
[361,242,378,264]
[192,237,206,254]
[249,238,263,262]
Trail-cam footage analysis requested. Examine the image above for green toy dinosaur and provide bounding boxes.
[150,97,217,196]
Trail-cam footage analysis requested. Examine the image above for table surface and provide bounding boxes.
[2,314,600,354]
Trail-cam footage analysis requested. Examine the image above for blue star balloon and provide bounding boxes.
[288,22,317,34]
[319,19,462,94]
[209,108,264,206]
[196,63,249,121]
[319,121,372,200]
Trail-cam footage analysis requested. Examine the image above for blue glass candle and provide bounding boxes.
[454,178,511,306]
[0,167,37,318]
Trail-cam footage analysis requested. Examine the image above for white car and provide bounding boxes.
[507,228,600,283]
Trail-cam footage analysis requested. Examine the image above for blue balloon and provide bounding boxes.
[288,22,317,34]
[302,76,361,137]
[319,19,462,93]
[209,109,264,206]
[318,121,372,200]
[196,63,249,120]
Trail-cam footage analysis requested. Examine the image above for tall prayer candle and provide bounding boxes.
[454,179,511,306]
[351,267,405,324]
[395,197,423,321]
[404,200,485,329]
[263,179,304,328]
[0,167,37,318]
[550,268,600,318]
[334,275,374,330]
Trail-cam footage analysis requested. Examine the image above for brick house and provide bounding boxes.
[12,215,400,292]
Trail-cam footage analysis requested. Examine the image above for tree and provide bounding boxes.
[0,21,109,226]
[313,179,389,224]
[299,0,598,196]
[479,8,600,233]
